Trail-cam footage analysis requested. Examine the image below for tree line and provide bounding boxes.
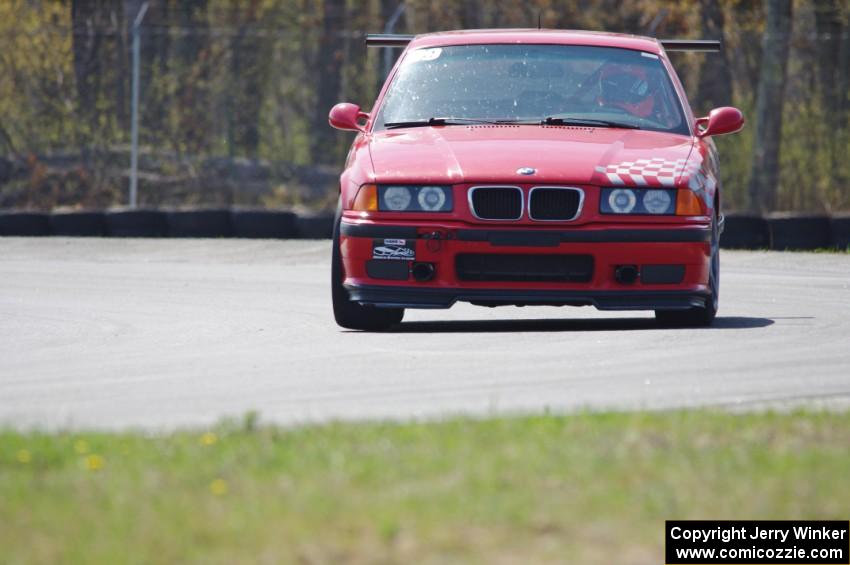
[0,0,848,212]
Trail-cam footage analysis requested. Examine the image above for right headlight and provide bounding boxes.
[600,188,677,215]
[378,185,453,212]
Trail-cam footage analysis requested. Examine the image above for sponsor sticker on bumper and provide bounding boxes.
[372,239,415,261]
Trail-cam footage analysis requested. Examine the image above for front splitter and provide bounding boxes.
[344,283,709,311]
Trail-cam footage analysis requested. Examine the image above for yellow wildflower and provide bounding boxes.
[85,454,105,471]
[16,449,31,464]
[200,432,217,446]
[209,478,228,496]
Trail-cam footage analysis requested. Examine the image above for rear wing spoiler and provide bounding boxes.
[365,34,720,52]
[659,39,721,52]
[366,34,416,47]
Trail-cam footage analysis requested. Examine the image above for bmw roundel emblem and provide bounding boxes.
[517,167,536,175]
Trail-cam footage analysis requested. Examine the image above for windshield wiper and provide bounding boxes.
[383,117,522,129]
[542,116,641,129]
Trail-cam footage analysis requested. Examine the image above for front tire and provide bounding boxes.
[655,212,719,328]
[331,203,404,331]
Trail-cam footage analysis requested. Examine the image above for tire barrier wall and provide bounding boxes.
[166,209,232,238]
[1,209,327,240]
[719,213,841,250]
[719,215,770,249]
[0,210,848,249]
[766,214,832,250]
[296,213,335,239]
[50,211,107,236]
[0,212,51,236]
[230,210,297,239]
[827,213,850,250]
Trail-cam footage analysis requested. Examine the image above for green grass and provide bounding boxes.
[2,410,849,564]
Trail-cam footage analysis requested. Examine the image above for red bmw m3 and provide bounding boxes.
[329,29,744,331]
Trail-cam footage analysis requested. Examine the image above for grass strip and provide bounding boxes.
[2,410,848,564]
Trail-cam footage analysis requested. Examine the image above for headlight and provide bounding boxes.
[642,190,672,214]
[600,188,676,215]
[417,186,448,211]
[378,185,452,212]
[608,189,637,213]
[382,186,412,211]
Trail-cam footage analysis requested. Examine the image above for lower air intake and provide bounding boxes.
[456,253,594,283]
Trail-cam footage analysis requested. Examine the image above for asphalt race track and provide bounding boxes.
[1,238,849,430]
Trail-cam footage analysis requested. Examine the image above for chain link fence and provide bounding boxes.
[0,0,848,213]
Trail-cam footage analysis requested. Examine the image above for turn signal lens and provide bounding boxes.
[676,190,705,216]
[352,184,378,211]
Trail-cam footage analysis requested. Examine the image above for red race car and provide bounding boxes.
[329,29,744,330]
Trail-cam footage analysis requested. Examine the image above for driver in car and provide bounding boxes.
[596,64,677,128]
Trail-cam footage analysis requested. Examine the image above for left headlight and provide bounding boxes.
[378,185,453,212]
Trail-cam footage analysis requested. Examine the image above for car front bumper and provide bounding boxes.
[340,219,712,311]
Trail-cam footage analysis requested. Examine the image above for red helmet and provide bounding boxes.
[597,64,654,118]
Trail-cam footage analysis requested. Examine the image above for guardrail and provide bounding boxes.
[0,210,848,249]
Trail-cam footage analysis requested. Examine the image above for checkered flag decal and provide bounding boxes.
[595,158,700,187]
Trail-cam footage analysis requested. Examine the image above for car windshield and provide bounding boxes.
[375,44,689,134]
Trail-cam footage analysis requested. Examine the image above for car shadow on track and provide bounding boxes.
[387,316,775,333]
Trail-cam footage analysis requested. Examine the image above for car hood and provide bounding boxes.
[368,125,697,187]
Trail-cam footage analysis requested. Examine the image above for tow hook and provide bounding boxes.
[421,229,452,252]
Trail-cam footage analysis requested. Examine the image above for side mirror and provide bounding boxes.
[696,106,745,138]
[329,102,369,132]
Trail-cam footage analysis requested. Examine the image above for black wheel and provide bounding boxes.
[331,202,404,331]
[655,212,719,328]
